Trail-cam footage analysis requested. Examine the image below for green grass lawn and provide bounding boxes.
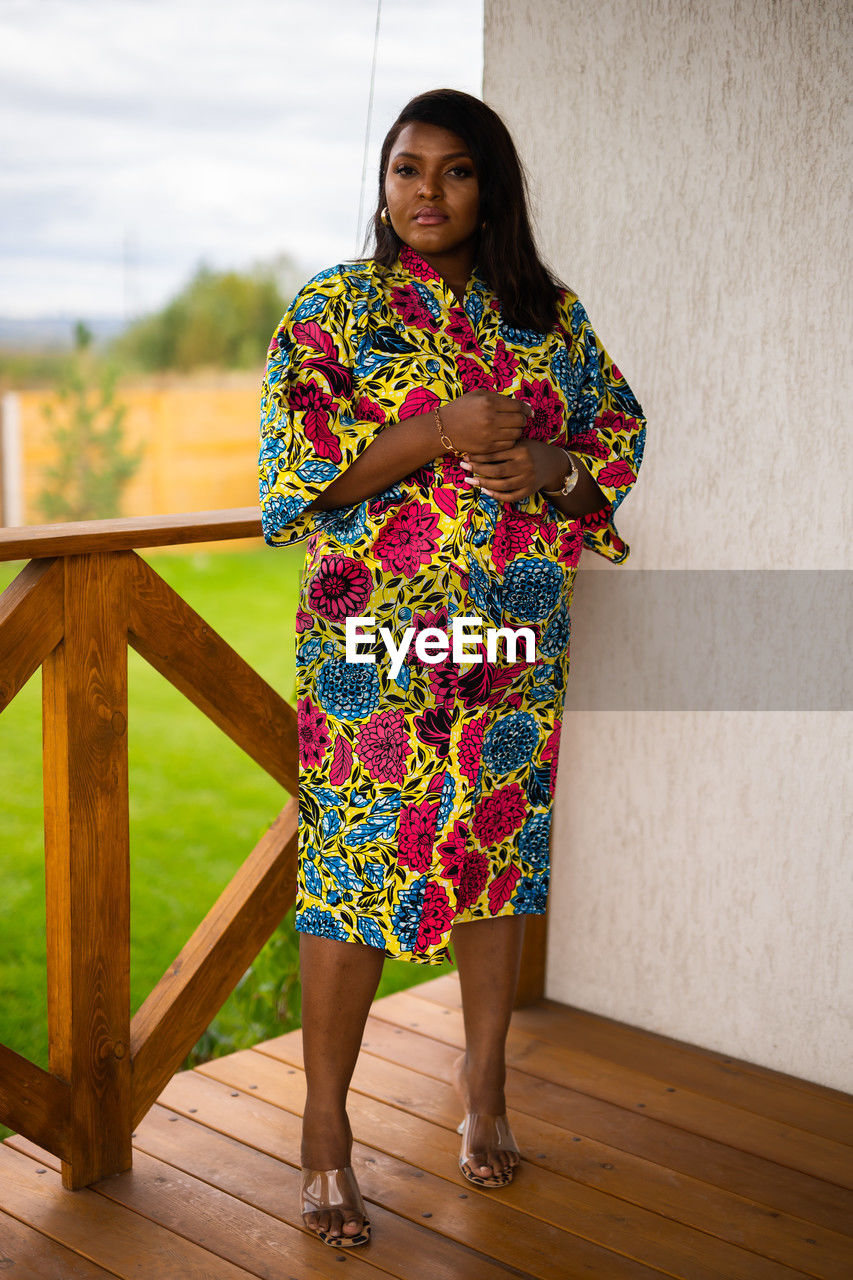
[0,546,455,1139]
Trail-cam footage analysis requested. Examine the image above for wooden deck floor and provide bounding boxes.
[1,972,851,1279]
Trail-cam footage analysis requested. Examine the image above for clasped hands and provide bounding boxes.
[438,388,568,503]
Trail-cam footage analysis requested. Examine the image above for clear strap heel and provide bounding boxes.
[300,1165,372,1247]
[456,1112,520,1186]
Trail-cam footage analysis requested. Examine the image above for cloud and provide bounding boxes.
[0,0,484,317]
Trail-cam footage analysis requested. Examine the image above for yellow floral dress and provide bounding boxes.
[258,244,646,964]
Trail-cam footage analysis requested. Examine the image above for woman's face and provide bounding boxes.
[384,121,481,258]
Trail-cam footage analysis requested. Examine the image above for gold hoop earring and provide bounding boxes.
[381,206,390,226]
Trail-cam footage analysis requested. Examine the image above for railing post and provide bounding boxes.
[42,552,132,1189]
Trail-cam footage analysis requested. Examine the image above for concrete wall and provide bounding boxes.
[484,0,851,1088]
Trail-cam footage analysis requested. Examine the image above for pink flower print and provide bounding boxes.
[593,457,637,490]
[372,502,441,578]
[517,378,564,442]
[445,307,479,353]
[355,394,386,424]
[307,555,373,621]
[416,881,454,951]
[556,524,584,567]
[329,733,353,786]
[290,379,342,463]
[400,244,441,282]
[298,696,331,769]
[455,848,489,911]
[437,819,470,881]
[398,799,439,873]
[295,607,314,634]
[541,719,561,797]
[487,863,521,913]
[438,455,468,487]
[398,386,440,420]
[457,354,494,391]
[569,428,609,460]
[390,285,438,331]
[492,340,519,391]
[458,716,487,784]
[427,661,458,709]
[472,783,527,848]
[355,709,413,784]
[491,507,535,574]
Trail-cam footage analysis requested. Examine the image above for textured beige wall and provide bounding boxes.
[485,0,851,1087]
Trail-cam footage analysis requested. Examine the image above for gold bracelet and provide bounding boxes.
[434,405,462,457]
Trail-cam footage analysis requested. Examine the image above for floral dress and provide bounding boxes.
[258,244,646,965]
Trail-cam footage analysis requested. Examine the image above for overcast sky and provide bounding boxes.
[0,0,484,320]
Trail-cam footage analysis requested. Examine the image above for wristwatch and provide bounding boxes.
[542,448,580,497]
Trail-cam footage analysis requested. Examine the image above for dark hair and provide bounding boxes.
[363,88,566,333]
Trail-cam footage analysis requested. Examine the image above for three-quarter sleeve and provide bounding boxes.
[258,267,380,548]
[558,294,647,564]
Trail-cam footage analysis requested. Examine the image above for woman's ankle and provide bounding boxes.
[300,1100,352,1168]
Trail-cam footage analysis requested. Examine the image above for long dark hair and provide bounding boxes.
[363,89,566,333]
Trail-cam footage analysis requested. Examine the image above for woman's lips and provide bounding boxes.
[415,212,448,224]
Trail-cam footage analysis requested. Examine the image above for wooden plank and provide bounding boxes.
[126,554,297,794]
[0,558,63,712]
[514,912,547,1007]
[368,991,853,1190]
[0,1143,255,1279]
[83,1107,514,1280]
[130,802,297,1128]
[416,974,853,1115]
[0,1044,70,1160]
[42,553,132,1189]
[354,1013,853,1237]
[254,1033,845,1279]
[416,975,853,1144]
[0,1206,117,1279]
[158,1067,664,1279]
[0,508,262,563]
[195,1052,811,1280]
[8,1135,395,1280]
[506,1005,853,1145]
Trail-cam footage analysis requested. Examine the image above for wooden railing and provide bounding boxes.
[0,508,546,1190]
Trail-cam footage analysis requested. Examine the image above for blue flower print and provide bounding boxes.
[391,877,426,952]
[482,712,538,775]
[315,659,380,720]
[502,557,564,623]
[512,873,549,913]
[296,905,349,940]
[518,813,551,870]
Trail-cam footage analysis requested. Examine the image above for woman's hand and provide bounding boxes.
[438,388,531,457]
[460,438,569,503]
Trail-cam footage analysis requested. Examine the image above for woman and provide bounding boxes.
[258,88,646,1248]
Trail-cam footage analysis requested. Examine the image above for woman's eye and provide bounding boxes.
[393,165,415,175]
[449,166,473,178]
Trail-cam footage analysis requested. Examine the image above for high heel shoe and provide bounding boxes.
[300,1165,372,1247]
[455,1113,520,1186]
[452,1052,521,1187]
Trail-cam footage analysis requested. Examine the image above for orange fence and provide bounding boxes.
[3,375,262,535]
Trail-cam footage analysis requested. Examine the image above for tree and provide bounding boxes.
[114,254,304,373]
[36,324,143,523]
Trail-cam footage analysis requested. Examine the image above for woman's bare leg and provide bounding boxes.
[450,914,527,1177]
[299,931,385,1239]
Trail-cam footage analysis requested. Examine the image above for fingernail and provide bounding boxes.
[460,460,471,469]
